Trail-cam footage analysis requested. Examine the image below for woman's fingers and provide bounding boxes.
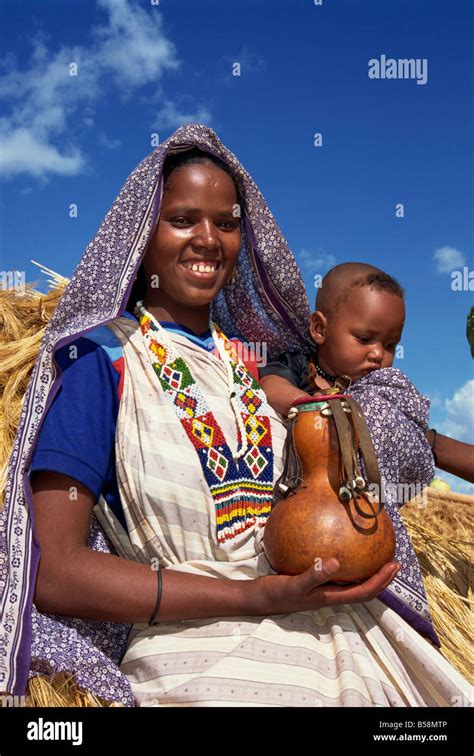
[260,560,400,615]
[301,558,341,592]
[321,561,401,606]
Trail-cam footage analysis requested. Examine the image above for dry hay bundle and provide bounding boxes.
[0,265,472,707]
[0,264,67,501]
[5,673,125,708]
[402,490,473,683]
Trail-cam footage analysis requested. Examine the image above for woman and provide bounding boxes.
[1,124,470,707]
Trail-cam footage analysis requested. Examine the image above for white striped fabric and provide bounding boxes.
[95,315,472,707]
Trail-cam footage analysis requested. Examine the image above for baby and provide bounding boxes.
[259,262,442,649]
[259,261,406,413]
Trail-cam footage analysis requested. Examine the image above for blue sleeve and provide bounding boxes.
[29,336,119,502]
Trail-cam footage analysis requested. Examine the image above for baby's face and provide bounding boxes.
[311,287,405,382]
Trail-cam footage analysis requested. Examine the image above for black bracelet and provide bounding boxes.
[428,428,439,466]
[149,565,163,626]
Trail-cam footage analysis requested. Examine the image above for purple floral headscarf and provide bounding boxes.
[0,124,313,705]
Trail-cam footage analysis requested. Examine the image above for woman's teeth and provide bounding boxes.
[181,261,218,273]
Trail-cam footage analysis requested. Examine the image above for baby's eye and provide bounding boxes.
[356,335,370,344]
[386,343,397,352]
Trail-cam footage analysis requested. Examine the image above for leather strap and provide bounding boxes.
[327,397,384,518]
[273,396,384,520]
[330,399,357,493]
[273,413,304,502]
[344,396,381,490]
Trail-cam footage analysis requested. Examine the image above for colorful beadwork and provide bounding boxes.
[134,302,275,543]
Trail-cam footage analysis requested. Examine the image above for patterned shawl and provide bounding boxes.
[349,368,438,646]
[0,124,313,704]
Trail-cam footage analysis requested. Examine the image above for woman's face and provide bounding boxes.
[143,161,242,313]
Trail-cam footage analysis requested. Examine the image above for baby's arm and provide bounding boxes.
[259,373,313,417]
[257,350,314,416]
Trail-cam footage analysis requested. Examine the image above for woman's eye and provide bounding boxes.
[170,218,238,229]
[218,221,239,230]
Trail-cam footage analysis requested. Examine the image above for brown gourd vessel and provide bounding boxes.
[263,396,396,583]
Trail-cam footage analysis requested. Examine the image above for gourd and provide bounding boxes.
[263,396,396,583]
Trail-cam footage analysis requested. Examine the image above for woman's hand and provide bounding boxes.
[255,558,401,615]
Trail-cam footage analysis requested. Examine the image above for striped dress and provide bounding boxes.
[94,315,471,707]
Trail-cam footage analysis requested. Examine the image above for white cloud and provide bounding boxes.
[298,250,337,274]
[438,379,474,444]
[429,379,474,493]
[92,0,180,91]
[154,99,212,131]
[425,390,443,409]
[430,472,474,495]
[216,44,266,85]
[0,0,185,179]
[98,132,122,150]
[434,245,466,273]
[0,129,85,178]
[235,45,266,74]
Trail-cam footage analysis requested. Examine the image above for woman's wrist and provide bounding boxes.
[248,573,293,616]
[426,431,474,483]
[148,566,163,626]
[427,428,439,466]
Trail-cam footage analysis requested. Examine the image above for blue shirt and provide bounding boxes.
[29,312,215,531]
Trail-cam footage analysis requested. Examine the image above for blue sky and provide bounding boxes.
[1,0,472,490]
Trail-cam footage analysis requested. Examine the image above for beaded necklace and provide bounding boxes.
[134,300,275,544]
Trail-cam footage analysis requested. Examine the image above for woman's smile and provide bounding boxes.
[179,257,222,281]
